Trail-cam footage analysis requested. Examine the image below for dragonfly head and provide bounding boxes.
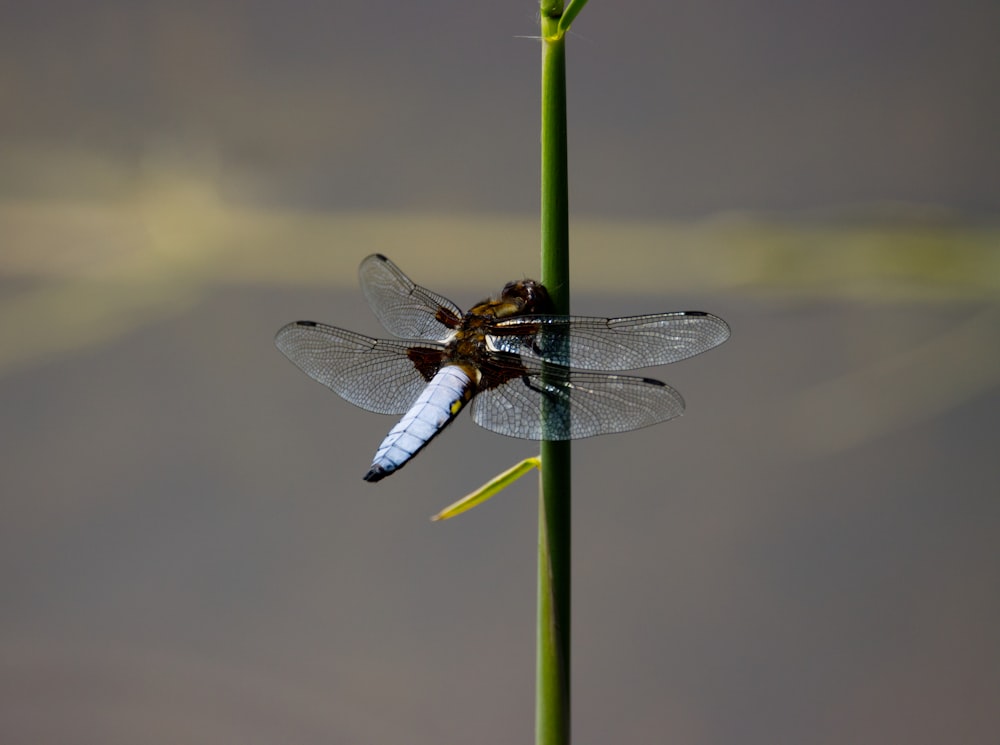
[500,279,554,315]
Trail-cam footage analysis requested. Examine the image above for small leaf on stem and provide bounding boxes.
[431,457,542,521]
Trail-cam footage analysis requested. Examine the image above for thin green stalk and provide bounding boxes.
[537,2,576,744]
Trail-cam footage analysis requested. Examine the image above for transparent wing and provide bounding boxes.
[488,312,730,371]
[358,253,464,340]
[470,364,685,440]
[275,321,444,415]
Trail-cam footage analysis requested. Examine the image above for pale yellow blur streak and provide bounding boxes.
[1,153,998,381]
[0,173,225,375]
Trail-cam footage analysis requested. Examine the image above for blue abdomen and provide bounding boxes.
[363,365,473,482]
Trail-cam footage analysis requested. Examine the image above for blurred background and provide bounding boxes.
[1,2,998,744]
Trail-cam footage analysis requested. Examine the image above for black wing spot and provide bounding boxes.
[684,311,707,317]
[641,377,666,386]
[374,253,388,261]
[297,320,318,327]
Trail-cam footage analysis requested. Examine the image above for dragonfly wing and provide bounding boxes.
[470,365,685,440]
[275,321,444,414]
[489,312,730,370]
[358,254,464,340]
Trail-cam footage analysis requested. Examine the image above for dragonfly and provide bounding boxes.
[275,254,730,482]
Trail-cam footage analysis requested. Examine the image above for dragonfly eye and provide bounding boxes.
[501,279,553,313]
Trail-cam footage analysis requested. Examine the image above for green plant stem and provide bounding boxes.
[537,442,570,745]
[537,5,571,745]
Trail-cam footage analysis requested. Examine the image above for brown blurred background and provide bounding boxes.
[1,2,998,744]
